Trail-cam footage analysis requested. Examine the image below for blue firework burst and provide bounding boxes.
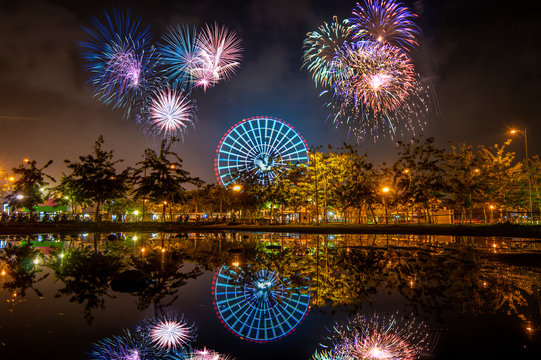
[80,9,158,111]
[158,25,199,88]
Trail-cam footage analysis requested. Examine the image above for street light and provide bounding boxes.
[510,128,533,223]
[381,187,390,224]
[232,184,242,192]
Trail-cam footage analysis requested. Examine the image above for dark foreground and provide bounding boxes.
[1,221,540,238]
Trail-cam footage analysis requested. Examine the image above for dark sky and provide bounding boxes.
[1,0,540,183]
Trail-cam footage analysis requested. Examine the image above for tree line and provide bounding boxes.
[1,136,539,224]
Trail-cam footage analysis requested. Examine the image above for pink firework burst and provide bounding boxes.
[149,87,196,138]
[193,23,243,91]
[193,347,235,360]
[149,318,193,349]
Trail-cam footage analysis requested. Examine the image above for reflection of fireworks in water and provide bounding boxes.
[159,25,199,88]
[88,330,147,360]
[144,313,196,350]
[302,17,352,88]
[80,9,156,111]
[193,23,243,91]
[318,313,435,360]
[350,0,419,51]
[192,347,235,360]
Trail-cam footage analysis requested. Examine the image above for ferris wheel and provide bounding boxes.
[212,265,311,342]
[215,116,309,186]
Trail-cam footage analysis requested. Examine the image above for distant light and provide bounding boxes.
[232,185,242,192]
[492,243,497,248]
[16,194,24,200]
[23,158,29,163]
[489,205,494,209]
[33,258,39,265]
[8,177,15,182]
[63,196,69,200]
[232,261,240,267]
[133,236,138,241]
[59,253,65,259]
[382,187,390,193]
[141,248,146,253]
[1,270,5,276]
[161,248,165,253]
[133,210,139,216]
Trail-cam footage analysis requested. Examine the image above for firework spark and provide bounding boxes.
[331,41,415,113]
[350,0,419,51]
[80,9,156,110]
[148,316,194,350]
[159,25,199,87]
[88,330,148,360]
[193,23,243,91]
[192,347,235,360]
[146,87,197,138]
[317,313,435,360]
[302,16,352,88]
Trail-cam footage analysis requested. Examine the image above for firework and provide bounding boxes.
[302,17,352,88]
[88,330,150,360]
[318,313,435,360]
[80,9,157,110]
[159,25,199,87]
[350,0,419,51]
[193,23,243,91]
[192,347,235,360]
[141,86,197,139]
[141,313,196,350]
[331,41,415,113]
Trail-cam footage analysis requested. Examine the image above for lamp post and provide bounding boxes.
[510,128,533,223]
[382,187,390,224]
[232,184,242,221]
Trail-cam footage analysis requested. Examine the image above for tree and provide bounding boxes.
[132,137,202,222]
[5,159,54,216]
[64,136,131,221]
[393,137,446,223]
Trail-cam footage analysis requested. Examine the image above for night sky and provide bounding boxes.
[1,0,540,183]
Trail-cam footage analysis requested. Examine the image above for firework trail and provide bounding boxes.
[88,330,150,360]
[317,313,436,360]
[350,0,419,52]
[137,312,196,351]
[159,25,199,88]
[302,16,352,88]
[80,9,157,111]
[193,23,243,91]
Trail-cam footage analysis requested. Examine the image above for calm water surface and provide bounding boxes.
[0,232,540,359]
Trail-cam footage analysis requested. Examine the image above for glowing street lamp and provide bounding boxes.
[381,187,390,224]
[232,184,242,192]
[509,128,533,223]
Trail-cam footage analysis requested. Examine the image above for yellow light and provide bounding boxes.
[526,326,533,332]
[8,177,14,182]
[403,169,409,174]
[492,243,497,248]
[232,261,240,267]
[382,187,390,193]
[163,201,167,205]
[489,205,494,209]
[33,258,39,265]
[141,248,146,253]
[23,158,29,163]
[1,270,5,276]
[510,129,517,134]
[232,185,242,192]
[474,168,480,173]
[483,281,487,287]
[161,248,165,253]
[133,210,139,216]
[170,164,175,169]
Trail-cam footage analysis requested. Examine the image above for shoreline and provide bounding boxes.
[0,222,540,238]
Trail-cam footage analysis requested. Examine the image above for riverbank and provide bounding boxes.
[0,222,540,238]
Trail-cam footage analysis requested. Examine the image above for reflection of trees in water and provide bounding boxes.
[129,245,202,312]
[0,241,49,297]
[1,232,539,328]
[51,245,123,324]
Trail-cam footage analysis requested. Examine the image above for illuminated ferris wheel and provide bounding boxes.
[215,116,310,186]
[212,265,311,342]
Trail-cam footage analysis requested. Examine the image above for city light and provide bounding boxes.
[382,187,390,193]
[232,184,242,192]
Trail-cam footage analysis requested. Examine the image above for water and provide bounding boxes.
[0,232,540,359]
